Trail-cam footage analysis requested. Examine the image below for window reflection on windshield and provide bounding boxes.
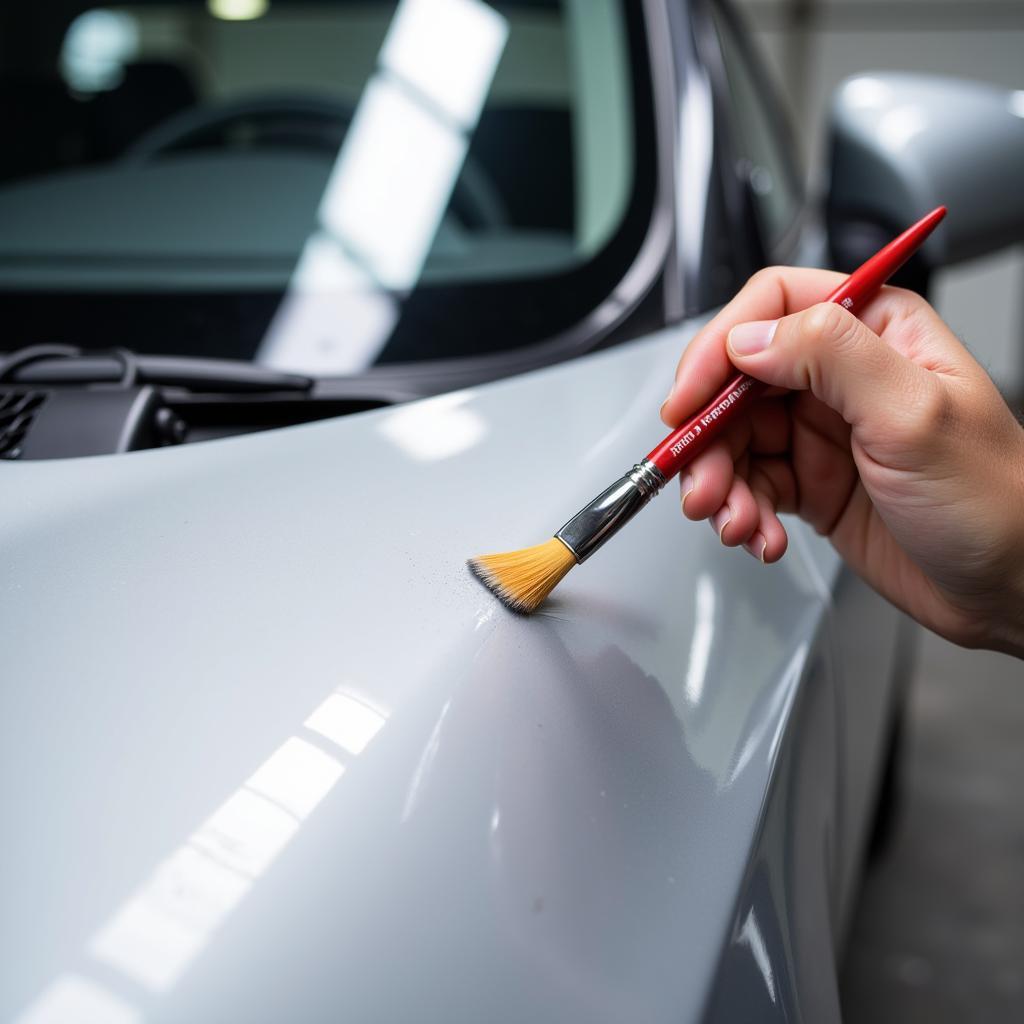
[260,0,508,373]
[0,0,653,374]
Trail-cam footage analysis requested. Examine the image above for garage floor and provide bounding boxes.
[840,628,1024,1022]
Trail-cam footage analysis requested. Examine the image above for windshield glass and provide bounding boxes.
[0,0,656,375]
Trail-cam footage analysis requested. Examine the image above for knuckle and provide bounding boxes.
[905,379,956,443]
[881,284,921,307]
[750,466,779,505]
[748,266,783,288]
[876,286,930,332]
[801,302,861,351]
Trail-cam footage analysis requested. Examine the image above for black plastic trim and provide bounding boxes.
[698,0,807,267]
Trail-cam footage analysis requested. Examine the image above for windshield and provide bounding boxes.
[0,0,656,376]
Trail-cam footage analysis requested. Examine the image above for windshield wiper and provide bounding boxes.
[0,344,408,459]
[0,345,313,393]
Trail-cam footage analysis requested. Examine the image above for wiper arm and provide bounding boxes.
[0,345,312,393]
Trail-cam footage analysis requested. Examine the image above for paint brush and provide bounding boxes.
[468,206,947,614]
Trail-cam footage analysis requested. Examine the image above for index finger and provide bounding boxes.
[661,266,847,427]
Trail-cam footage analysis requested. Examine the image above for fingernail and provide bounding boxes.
[680,474,694,513]
[660,383,676,417]
[743,532,767,562]
[712,506,731,541]
[729,320,778,356]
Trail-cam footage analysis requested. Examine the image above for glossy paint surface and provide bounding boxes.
[0,323,898,1023]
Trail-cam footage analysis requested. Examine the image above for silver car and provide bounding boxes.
[2,1,1021,1021]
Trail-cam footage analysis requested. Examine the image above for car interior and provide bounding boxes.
[0,1,671,457]
[0,1,646,336]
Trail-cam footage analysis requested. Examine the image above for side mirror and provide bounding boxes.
[827,73,1024,284]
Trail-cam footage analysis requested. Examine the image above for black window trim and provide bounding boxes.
[697,0,807,268]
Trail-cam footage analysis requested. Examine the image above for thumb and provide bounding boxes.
[726,302,930,429]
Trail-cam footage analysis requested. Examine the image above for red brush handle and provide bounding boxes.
[645,206,947,479]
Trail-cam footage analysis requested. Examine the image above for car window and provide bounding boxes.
[0,0,657,375]
[710,3,802,251]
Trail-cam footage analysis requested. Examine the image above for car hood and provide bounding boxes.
[1,327,835,1023]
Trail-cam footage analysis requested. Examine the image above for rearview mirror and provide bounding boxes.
[827,72,1024,283]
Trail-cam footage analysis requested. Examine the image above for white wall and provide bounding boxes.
[736,0,1024,397]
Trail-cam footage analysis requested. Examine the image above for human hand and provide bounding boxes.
[660,267,1024,656]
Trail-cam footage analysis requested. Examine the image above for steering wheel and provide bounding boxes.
[124,94,508,230]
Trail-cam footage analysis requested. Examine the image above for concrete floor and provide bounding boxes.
[841,628,1024,1022]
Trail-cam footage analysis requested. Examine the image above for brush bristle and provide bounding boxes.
[467,537,577,615]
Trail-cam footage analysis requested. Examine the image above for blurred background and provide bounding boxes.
[736,5,1024,1020]
[739,0,1024,402]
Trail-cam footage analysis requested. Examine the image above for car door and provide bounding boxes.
[704,0,906,942]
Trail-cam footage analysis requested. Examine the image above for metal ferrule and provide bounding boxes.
[555,460,667,563]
